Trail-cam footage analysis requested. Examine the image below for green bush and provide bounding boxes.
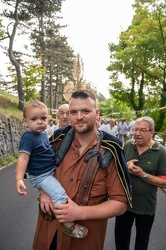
[0,151,18,168]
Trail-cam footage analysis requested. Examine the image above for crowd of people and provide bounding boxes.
[98,116,136,143]
[15,90,166,250]
[46,106,136,144]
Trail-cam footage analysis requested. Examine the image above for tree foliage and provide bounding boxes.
[31,18,74,109]
[98,96,134,122]
[0,0,75,111]
[22,63,44,102]
[107,0,166,131]
[0,19,5,39]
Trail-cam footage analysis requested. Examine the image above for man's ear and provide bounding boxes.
[96,109,100,120]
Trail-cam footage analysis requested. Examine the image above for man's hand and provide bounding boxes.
[127,159,144,177]
[129,165,144,177]
[53,196,80,223]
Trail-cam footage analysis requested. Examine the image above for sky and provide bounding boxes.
[60,0,135,98]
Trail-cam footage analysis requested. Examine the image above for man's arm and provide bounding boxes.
[53,197,127,224]
[142,174,166,188]
[128,163,166,189]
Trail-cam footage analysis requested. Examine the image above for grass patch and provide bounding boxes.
[0,90,23,119]
[0,151,18,169]
[0,90,22,168]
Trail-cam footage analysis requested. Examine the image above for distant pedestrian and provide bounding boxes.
[45,119,56,138]
[105,119,118,137]
[118,118,128,143]
[99,117,106,131]
[128,116,136,139]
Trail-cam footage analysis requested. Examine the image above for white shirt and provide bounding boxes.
[105,124,118,137]
[129,120,136,135]
[45,124,56,137]
[99,123,106,131]
[118,122,128,135]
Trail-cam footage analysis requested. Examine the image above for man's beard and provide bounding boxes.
[72,123,94,134]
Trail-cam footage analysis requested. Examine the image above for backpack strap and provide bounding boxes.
[55,128,74,166]
[75,130,104,206]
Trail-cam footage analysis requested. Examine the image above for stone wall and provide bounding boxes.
[0,115,26,159]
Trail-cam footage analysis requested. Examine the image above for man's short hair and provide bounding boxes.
[70,90,97,107]
[136,116,154,131]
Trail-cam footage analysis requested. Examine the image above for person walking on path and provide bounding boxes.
[115,116,166,250]
[46,119,57,138]
[105,118,118,137]
[128,116,136,139]
[118,118,128,143]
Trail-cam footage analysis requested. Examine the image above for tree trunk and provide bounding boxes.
[8,0,24,111]
[39,13,46,104]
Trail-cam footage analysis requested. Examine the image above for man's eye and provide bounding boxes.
[70,111,77,115]
[82,110,90,114]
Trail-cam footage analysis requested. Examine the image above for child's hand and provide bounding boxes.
[16,180,27,196]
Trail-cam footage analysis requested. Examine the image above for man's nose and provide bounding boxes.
[77,111,83,119]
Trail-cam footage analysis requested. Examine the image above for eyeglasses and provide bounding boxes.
[134,128,152,133]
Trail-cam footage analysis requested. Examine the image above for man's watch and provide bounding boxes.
[141,173,148,181]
